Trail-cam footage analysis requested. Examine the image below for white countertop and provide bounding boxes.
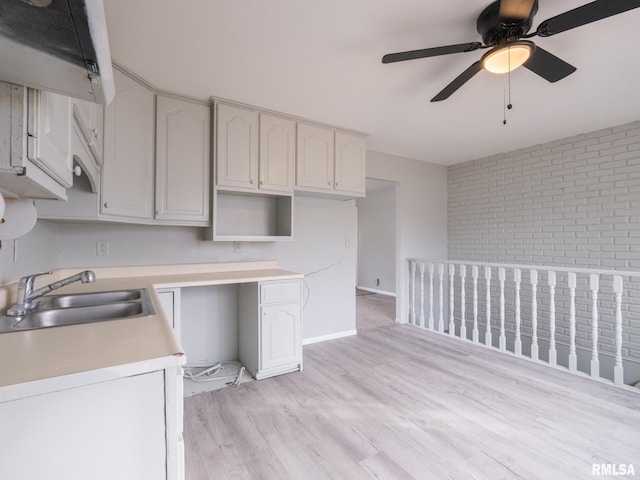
[0,260,303,397]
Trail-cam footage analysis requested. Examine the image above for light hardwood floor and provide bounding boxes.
[184,325,640,480]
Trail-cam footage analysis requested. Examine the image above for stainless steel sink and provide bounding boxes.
[11,302,144,330]
[0,288,154,333]
[37,290,142,309]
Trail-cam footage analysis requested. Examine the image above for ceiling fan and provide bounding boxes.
[382,0,640,102]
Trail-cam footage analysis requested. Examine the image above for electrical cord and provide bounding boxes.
[182,361,246,387]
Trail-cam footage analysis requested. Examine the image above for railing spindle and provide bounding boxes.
[410,261,416,325]
[590,273,600,378]
[568,272,577,372]
[499,267,506,351]
[472,265,479,343]
[449,264,455,336]
[485,266,492,347]
[548,271,557,366]
[531,269,539,361]
[438,263,444,333]
[613,275,624,385]
[419,262,425,327]
[428,263,435,330]
[514,268,522,357]
[460,265,467,341]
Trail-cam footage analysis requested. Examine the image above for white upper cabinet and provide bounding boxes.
[155,95,210,225]
[295,122,334,192]
[216,103,258,190]
[296,122,366,198]
[334,131,366,195]
[73,98,103,165]
[259,113,294,193]
[0,82,67,200]
[102,68,155,220]
[27,89,73,189]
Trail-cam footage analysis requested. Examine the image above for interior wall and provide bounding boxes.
[45,195,356,342]
[365,150,449,323]
[0,220,58,285]
[356,184,396,294]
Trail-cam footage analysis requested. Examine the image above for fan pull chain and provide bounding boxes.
[503,47,514,125]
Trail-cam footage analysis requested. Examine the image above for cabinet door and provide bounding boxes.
[260,302,301,371]
[0,371,167,480]
[73,98,103,165]
[216,103,258,190]
[296,122,334,191]
[259,113,294,193]
[102,69,154,220]
[156,287,182,340]
[334,131,366,195]
[155,96,210,224]
[27,90,73,188]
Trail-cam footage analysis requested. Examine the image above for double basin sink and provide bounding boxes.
[0,289,155,333]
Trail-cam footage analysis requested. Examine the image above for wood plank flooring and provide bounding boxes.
[184,325,640,480]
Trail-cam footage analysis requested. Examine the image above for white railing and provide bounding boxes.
[406,259,640,387]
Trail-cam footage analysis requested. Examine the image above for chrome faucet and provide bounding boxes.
[6,270,96,316]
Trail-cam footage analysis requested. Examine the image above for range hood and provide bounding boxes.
[0,0,114,104]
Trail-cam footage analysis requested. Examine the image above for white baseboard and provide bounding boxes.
[356,286,396,297]
[303,329,358,345]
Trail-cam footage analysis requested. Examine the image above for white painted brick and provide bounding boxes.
[448,120,640,362]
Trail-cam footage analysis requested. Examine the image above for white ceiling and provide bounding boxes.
[104,0,640,166]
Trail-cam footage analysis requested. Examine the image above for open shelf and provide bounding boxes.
[213,189,293,241]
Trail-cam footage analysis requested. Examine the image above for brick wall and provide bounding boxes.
[447,120,640,368]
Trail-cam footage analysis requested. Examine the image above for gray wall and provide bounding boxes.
[0,220,58,285]
[1,196,357,342]
[447,120,640,371]
[366,150,449,322]
[356,184,396,294]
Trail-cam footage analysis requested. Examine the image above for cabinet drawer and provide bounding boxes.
[260,280,300,305]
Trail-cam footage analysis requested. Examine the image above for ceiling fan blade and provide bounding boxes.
[523,46,576,82]
[535,0,640,37]
[499,0,536,19]
[382,42,483,64]
[431,61,482,102]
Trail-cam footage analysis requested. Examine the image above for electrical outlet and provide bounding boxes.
[96,240,109,256]
[345,235,353,248]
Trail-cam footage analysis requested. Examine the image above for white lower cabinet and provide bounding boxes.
[0,368,184,480]
[239,279,302,379]
[156,287,182,340]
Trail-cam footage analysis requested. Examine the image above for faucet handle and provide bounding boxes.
[21,271,53,285]
[19,271,53,294]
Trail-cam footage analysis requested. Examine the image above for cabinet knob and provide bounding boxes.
[250,179,255,184]
[104,202,109,208]
[328,181,331,186]
[260,180,264,186]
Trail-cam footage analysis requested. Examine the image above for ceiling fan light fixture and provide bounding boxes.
[481,41,535,74]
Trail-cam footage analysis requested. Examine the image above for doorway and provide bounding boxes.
[355,179,396,331]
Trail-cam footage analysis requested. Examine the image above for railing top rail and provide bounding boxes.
[406,258,640,278]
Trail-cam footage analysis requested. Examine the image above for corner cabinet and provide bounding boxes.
[296,122,365,198]
[238,279,302,380]
[101,68,155,220]
[37,68,211,227]
[155,95,210,225]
